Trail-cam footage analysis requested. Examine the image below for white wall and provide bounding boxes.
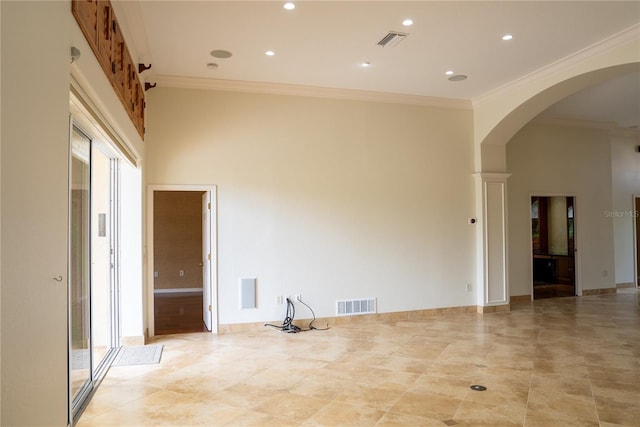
[507,122,616,297]
[146,88,477,325]
[0,1,3,420]
[1,1,145,424]
[610,133,640,285]
[1,2,70,424]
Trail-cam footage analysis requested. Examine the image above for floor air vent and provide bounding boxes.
[336,298,377,316]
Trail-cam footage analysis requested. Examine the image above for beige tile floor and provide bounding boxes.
[77,289,640,427]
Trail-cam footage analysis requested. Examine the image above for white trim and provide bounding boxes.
[146,185,219,336]
[154,288,203,294]
[484,180,509,305]
[633,195,640,288]
[474,172,512,181]
[474,24,640,107]
[474,173,511,307]
[70,77,139,166]
[533,117,640,135]
[531,116,618,131]
[154,74,472,110]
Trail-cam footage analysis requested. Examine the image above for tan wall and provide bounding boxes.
[1,1,145,423]
[2,2,71,424]
[146,87,476,325]
[154,191,204,290]
[610,134,640,284]
[508,122,616,296]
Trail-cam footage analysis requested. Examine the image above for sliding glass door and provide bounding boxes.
[70,127,92,408]
[69,125,120,420]
[90,145,119,378]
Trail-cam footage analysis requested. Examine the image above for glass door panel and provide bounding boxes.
[70,127,91,406]
[91,147,113,374]
[70,122,122,423]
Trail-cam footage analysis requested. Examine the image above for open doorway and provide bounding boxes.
[531,196,576,299]
[148,187,217,336]
[635,196,640,287]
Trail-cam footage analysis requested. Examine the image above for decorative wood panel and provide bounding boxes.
[71,0,97,45]
[134,82,145,136]
[124,56,135,111]
[96,0,112,73]
[110,16,126,99]
[72,0,145,139]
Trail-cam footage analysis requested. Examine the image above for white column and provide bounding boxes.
[474,173,511,307]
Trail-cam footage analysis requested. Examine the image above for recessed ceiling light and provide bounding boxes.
[448,74,468,82]
[502,34,513,41]
[284,2,295,10]
[402,19,413,26]
[265,50,275,56]
[206,63,218,70]
[445,70,454,75]
[210,50,232,59]
[361,61,371,68]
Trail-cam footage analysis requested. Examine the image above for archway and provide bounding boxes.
[471,27,639,309]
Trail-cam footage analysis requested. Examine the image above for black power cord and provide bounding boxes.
[296,297,329,331]
[264,298,301,333]
[264,297,329,333]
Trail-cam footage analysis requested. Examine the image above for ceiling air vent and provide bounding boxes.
[377,31,408,48]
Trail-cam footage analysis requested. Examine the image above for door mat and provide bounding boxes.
[112,344,163,367]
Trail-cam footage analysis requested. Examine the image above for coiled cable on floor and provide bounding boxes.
[264,298,301,333]
[264,297,329,333]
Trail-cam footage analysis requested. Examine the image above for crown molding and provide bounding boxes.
[154,75,472,110]
[531,116,617,131]
[473,24,640,107]
[530,117,640,138]
[611,127,640,138]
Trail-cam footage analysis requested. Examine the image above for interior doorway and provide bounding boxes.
[147,186,217,336]
[635,196,640,287]
[531,196,576,299]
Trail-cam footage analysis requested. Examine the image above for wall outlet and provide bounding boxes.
[179,270,185,277]
[466,283,472,292]
[602,270,608,277]
[276,295,284,304]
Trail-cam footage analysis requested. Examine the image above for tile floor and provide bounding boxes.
[77,289,640,426]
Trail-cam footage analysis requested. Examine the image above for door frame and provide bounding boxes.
[633,194,640,288]
[146,185,218,336]
[529,193,581,299]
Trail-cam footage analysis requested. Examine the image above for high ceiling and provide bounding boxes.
[119,1,640,128]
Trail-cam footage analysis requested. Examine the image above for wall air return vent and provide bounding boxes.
[377,31,408,48]
[336,298,377,316]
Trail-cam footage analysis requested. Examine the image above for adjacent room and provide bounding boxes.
[1,1,639,426]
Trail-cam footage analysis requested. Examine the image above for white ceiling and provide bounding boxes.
[538,70,640,129]
[122,1,640,127]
